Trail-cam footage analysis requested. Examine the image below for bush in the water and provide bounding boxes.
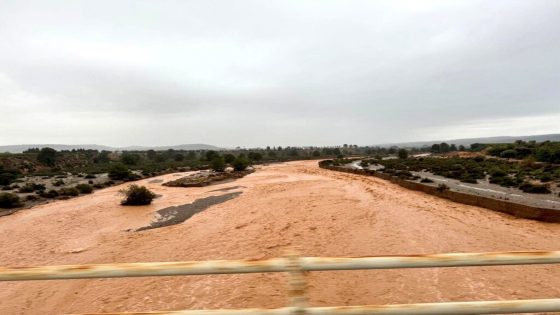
[120,185,156,205]
[0,192,22,208]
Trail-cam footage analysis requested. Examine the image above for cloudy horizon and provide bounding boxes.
[1,0,559,147]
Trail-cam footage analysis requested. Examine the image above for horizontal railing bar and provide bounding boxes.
[300,251,560,271]
[2,251,560,281]
[70,298,560,315]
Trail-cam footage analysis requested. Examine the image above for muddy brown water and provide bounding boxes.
[1,161,560,314]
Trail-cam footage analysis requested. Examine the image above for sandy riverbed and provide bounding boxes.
[1,161,560,314]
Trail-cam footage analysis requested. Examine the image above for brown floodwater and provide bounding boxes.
[1,161,560,314]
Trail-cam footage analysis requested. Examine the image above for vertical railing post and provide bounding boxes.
[286,249,307,315]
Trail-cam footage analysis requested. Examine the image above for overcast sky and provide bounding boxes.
[1,0,559,147]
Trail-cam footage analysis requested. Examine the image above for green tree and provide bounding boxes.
[187,151,197,160]
[397,149,409,159]
[248,152,263,161]
[121,153,141,165]
[37,147,57,166]
[108,163,132,180]
[205,150,219,161]
[94,151,111,164]
[210,156,226,172]
[431,144,441,153]
[232,156,250,171]
[146,150,157,160]
[223,153,236,164]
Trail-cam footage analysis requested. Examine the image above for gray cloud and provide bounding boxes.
[1,0,559,147]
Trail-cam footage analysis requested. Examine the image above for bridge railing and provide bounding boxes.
[2,250,560,314]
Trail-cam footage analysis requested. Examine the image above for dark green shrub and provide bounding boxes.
[120,185,156,205]
[518,182,551,194]
[37,147,57,166]
[397,149,409,159]
[420,178,434,183]
[0,193,22,208]
[108,163,132,180]
[52,179,65,186]
[210,156,226,172]
[121,152,141,165]
[232,156,250,171]
[26,195,39,201]
[248,152,263,161]
[500,150,517,159]
[59,187,80,196]
[0,168,20,186]
[75,184,93,194]
[205,150,219,161]
[40,190,59,198]
[224,153,236,164]
[18,183,35,193]
[85,174,96,179]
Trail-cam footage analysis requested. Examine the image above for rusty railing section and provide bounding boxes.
[1,250,560,314]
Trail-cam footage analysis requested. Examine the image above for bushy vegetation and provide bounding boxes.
[108,163,133,180]
[470,140,560,164]
[18,183,45,193]
[210,156,226,172]
[75,184,93,194]
[367,156,560,194]
[0,166,20,186]
[232,156,250,171]
[40,190,59,198]
[518,182,551,194]
[397,149,409,159]
[0,192,22,208]
[120,185,156,205]
[37,147,57,166]
[59,187,80,196]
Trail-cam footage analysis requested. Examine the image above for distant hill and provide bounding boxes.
[0,143,222,153]
[378,134,560,148]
